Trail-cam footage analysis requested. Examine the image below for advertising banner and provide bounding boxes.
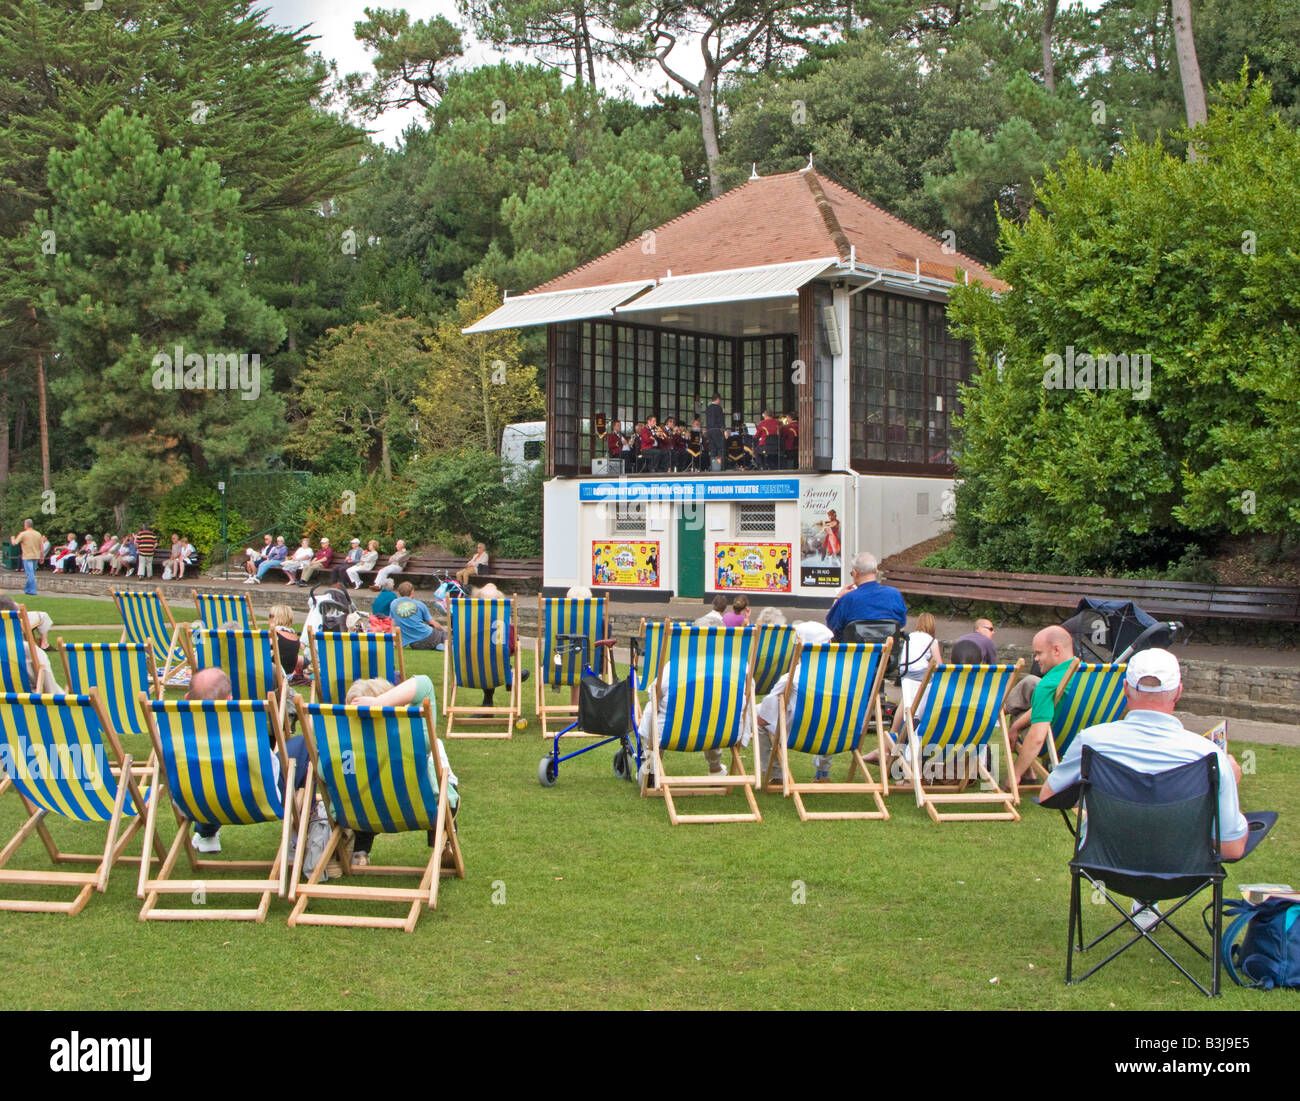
[592,541,660,587]
[799,482,844,589]
[714,542,792,593]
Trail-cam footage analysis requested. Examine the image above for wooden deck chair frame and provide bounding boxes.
[0,691,163,915]
[768,639,893,821]
[533,594,611,739]
[113,588,190,687]
[0,605,41,695]
[443,597,521,739]
[136,695,299,922]
[898,660,1024,822]
[184,628,292,729]
[288,696,465,932]
[193,589,257,631]
[1022,660,1127,795]
[640,625,762,825]
[307,628,407,705]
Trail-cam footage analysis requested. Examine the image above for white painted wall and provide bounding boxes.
[853,475,955,561]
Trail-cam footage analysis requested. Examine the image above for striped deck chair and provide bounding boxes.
[137,696,298,921]
[899,661,1025,822]
[641,624,761,825]
[0,606,38,693]
[289,697,464,931]
[190,629,289,726]
[770,640,893,821]
[1022,660,1128,794]
[0,692,158,915]
[193,589,257,631]
[59,642,160,746]
[752,624,798,697]
[636,618,667,701]
[443,598,521,739]
[308,629,406,704]
[533,595,611,738]
[114,588,188,687]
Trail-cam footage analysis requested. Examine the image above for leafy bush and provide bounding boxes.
[279,471,409,553]
[404,449,543,557]
[1,470,125,541]
[153,477,250,559]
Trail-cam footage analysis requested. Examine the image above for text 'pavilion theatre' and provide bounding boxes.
[466,166,1006,603]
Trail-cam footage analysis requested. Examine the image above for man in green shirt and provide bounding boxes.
[1010,624,1075,781]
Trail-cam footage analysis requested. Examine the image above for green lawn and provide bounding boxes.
[2,642,1296,1010]
[15,593,130,626]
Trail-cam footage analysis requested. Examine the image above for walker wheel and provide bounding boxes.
[612,748,629,780]
[538,757,557,787]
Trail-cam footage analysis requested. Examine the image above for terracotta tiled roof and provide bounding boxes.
[527,168,1007,295]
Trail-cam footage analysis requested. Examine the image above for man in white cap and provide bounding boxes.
[1040,648,1248,860]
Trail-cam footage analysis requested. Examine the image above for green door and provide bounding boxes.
[677,509,705,598]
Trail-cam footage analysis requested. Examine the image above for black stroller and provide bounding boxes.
[308,582,360,633]
[537,634,642,787]
[1061,598,1182,663]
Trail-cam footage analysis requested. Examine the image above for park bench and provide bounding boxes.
[881,565,1300,632]
[353,553,543,590]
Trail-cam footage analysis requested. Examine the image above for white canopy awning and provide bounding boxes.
[461,280,653,334]
[614,258,837,314]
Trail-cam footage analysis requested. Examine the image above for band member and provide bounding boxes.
[645,415,671,473]
[755,408,783,469]
[705,393,726,471]
[781,412,799,469]
[725,429,754,470]
[665,417,688,472]
[596,419,623,461]
[686,418,704,471]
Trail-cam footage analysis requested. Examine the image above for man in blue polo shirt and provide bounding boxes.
[1041,648,1248,860]
[825,551,907,639]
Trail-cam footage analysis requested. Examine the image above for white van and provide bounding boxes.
[501,421,546,481]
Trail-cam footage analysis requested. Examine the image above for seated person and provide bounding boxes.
[89,532,119,573]
[825,552,908,640]
[279,538,314,583]
[755,621,834,784]
[50,534,77,572]
[343,676,459,868]
[253,536,291,582]
[0,595,62,689]
[244,534,274,578]
[456,543,489,590]
[724,430,753,470]
[391,581,446,650]
[469,583,529,707]
[1009,624,1074,781]
[345,540,380,590]
[109,534,137,575]
[266,604,302,676]
[640,636,747,780]
[371,540,410,590]
[370,580,398,619]
[722,595,750,627]
[74,534,98,573]
[952,618,997,663]
[890,612,940,736]
[296,538,335,586]
[1040,649,1250,865]
[694,594,729,627]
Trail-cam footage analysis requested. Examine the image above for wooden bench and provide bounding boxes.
[354,554,543,589]
[881,565,1300,629]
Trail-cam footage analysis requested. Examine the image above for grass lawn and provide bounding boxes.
[2,641,1296,1010]
[15,593,131,626]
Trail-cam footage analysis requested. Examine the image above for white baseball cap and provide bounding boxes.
[1125,648,1181,692]
[794,621,834,647]
[350,538,360,545]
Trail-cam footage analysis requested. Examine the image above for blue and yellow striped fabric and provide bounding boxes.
[540,598,606,688]
[312,631,401,704]
[146,699,284,827]
[911,664,1018,752]
[0,693,135,821]
[194,630,279,701]
[638,620,666,691]
[60,643,154,736]
[450,599,513,690]
[752,625,798,697]
[658,625,753,752]
[194,591,254,631]
[114,590,175,669]
[305,703,439,834]
[785,643,885,757]
[1052,663,1127,757]
[0,610,33,693]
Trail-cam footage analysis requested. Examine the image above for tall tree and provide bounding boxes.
[341,7,464,119]
[1171,0,1207,153]
[33,109,286,527]
[459,0,625,87]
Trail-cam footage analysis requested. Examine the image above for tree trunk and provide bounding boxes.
[381,430,391,481]
[698,73,723,198]
[0,365,9,486]
[1041,0,1057,92]
[28,304,51,488]
[1171,0,1207,157]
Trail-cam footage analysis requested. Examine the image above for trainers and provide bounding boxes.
[351,850,370,868]
[813,769,831,782]
[193,829,221,854]
[709,764,728,778]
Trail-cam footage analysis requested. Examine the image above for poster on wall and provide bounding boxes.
[799,482,844,589]
[714,542,792,593]
[592,541,660,587]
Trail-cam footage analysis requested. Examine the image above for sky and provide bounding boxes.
[264,0,1115,149]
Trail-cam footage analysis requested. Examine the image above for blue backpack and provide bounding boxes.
[1220,898,1300,990]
